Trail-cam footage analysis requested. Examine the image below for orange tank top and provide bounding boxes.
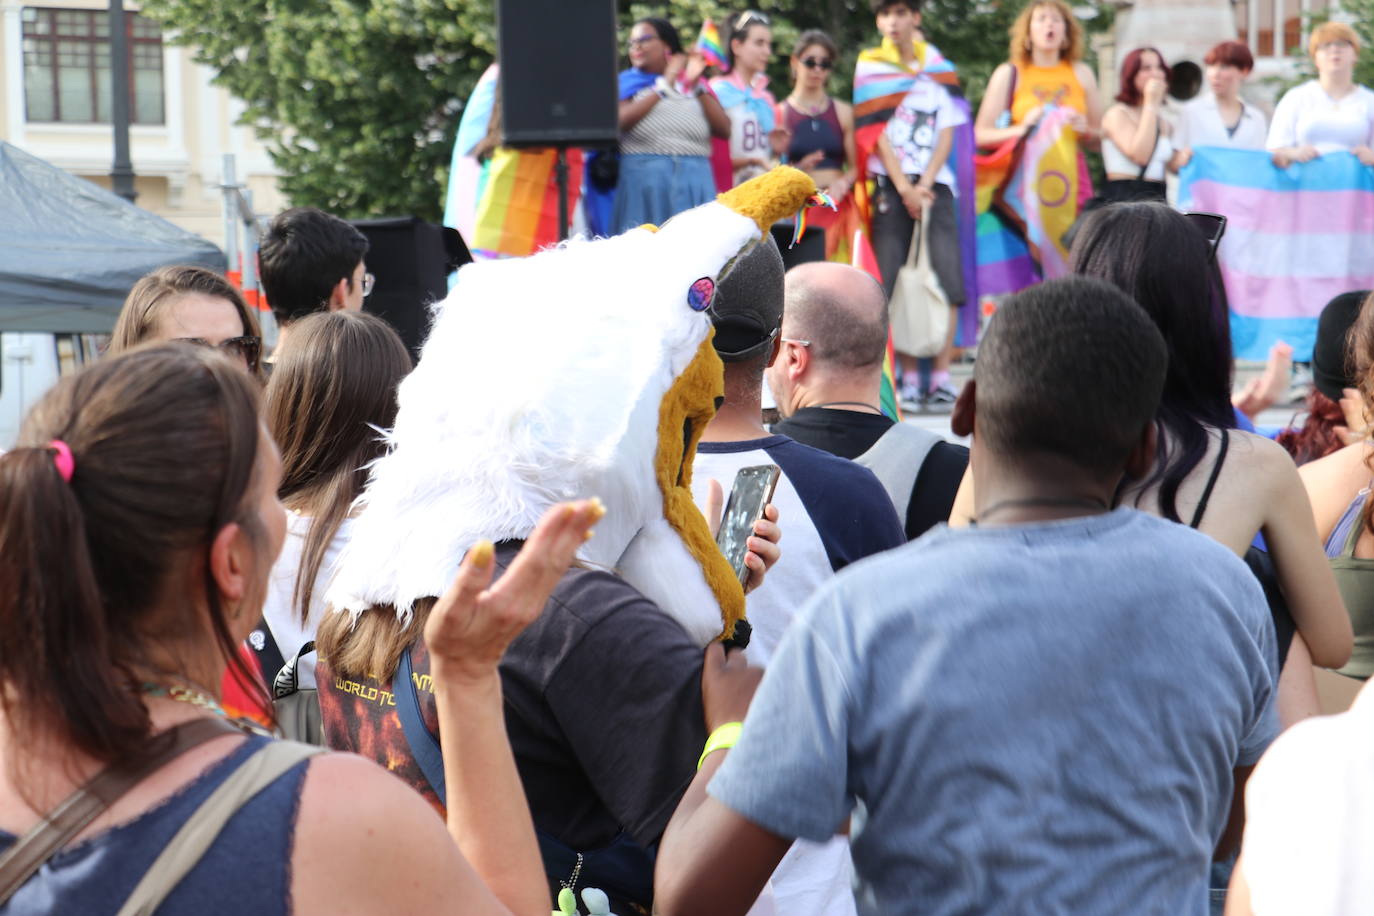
[1010,60,1087,124]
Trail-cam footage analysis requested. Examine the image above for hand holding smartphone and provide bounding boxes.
[715,464,781,587]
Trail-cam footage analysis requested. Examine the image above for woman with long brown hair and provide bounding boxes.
[0,342,598,914]
[261,310,412,682]
[108,265,263,378]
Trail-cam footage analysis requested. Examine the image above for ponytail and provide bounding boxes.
[0,446,149,762]
[0,344,271,770]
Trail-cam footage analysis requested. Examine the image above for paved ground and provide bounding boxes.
[902,360,1305,444]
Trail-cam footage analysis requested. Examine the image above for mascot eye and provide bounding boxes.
[688,277,715,312]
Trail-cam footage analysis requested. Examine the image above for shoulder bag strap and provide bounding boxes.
[395,647,447,804]
[0,717,244,905]
[115,739,323,916]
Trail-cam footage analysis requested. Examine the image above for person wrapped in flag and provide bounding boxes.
[854,0,973,409]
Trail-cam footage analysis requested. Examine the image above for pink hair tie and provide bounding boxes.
[48,439,75,483]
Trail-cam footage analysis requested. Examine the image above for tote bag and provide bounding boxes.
[890,204,949,359]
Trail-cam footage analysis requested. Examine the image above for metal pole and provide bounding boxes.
[555,147,570,242]
[108,0,137,202]
[221,154,240,278]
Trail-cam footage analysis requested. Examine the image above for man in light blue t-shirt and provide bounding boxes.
[653,277,1279,915]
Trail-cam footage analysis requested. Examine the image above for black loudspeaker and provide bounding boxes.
[496,0,619,148]
[351,217,471,358]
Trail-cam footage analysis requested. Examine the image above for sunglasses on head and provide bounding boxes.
[1182,211,1227,262]
[735,9,770,33]
[800,56,833,71]
[174,336,262,372]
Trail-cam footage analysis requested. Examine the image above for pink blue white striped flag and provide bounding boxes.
[1178,148,1374,362]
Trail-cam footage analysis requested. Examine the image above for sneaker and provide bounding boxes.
[925,383,958,410]
[899,382,924,412]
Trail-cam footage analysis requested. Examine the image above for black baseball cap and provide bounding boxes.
[1313,290,1370,402]
[709,235,785,363]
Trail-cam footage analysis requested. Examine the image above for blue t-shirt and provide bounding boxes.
[710,508,1278,915]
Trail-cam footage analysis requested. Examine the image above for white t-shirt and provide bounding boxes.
[874,77,967,189]
[1240,683,1374,912]
[1175,95,1268,150]
[1102,129,1175,180]
[1266,81,1374,152]
[262,512,354,688]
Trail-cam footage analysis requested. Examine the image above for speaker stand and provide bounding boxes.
[554,146,571,242]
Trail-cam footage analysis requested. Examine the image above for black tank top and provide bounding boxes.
[782,99,846,172]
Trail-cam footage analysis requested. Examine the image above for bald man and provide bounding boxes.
[769,262,969,539]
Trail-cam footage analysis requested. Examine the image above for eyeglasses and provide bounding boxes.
[174,335,262,372]
[781,337,812,347]
[1317,40,1354,52]
[800,56,833,71]
[628,34,659,47]
[1183,211,1227,262]
[361,272,376,298]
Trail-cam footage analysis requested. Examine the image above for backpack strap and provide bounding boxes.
[0,717,245,906]
[395,646,447,804]
[114,738,324,916]
[855,423,943,518]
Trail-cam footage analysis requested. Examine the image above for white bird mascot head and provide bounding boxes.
[326,167,820,645]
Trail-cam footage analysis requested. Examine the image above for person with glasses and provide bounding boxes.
[711,11,784,188]
[109,264,263,378]
[614,17,731,235]
[773,29,857,267]
[258,207,372,358]
[1268,22,1374,169]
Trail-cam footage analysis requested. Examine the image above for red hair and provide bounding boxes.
[1116,47,1170,106]
[1204,40,1255,72]
[1275,389,1348,465]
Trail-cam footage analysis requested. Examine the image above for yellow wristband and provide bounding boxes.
[698,721,743,770]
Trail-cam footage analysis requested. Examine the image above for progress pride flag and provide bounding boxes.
[1178,148,1374,362]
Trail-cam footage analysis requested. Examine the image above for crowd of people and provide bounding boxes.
[2,1,1374,915]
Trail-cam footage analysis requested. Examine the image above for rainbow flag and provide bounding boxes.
[444,63,499,254]
[851,228,902,420]
[471,146,584,259]
[1178,147,1374,362]
[974,139,1037,298]
[852,39,980,348]
[696,20,727,70]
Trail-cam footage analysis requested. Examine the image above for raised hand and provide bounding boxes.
[424,499,605,683]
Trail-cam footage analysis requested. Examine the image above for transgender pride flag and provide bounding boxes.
[1178,148,1374,362]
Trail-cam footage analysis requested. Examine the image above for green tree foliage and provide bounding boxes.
[140,0,496,221]
[142,0,1111,220]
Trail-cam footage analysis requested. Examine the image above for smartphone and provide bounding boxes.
[716,464,781,587]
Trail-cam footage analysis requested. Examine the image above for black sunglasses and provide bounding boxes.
[174,335,262,372]
[1183,211,1227,262]
[800,56,833,71]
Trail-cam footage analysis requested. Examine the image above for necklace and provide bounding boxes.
[976,495,1110,523]
[814,401,884,414]
[788,94,829,118]
[142,682,229,719]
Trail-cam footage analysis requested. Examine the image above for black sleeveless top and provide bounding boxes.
[1190,428,1297,669]
[782,99,845,172]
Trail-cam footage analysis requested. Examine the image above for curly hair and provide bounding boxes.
[1009,0,1084,67]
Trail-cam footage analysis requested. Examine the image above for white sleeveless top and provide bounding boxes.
[1103,128,1174,181]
